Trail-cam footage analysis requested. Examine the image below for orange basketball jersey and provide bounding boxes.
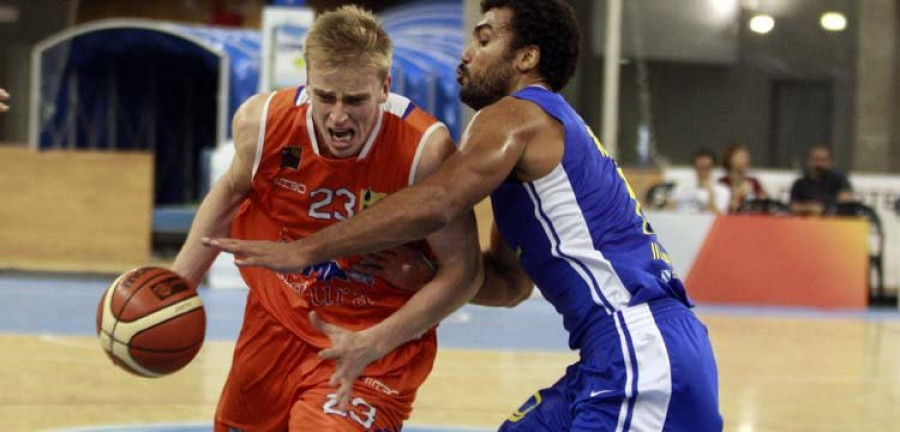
[231,87,444,353]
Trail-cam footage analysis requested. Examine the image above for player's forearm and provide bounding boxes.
[172,180,247,287]
[300,183,461,265]
[365,264,483,356]
[469,252,534,307]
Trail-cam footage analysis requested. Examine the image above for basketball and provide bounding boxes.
[96,267,206,378]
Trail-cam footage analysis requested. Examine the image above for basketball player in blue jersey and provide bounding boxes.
[207,0,723,429]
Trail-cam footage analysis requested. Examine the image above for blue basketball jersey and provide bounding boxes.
[490,86,692,350]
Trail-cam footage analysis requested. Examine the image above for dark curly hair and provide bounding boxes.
[481,0,581,92]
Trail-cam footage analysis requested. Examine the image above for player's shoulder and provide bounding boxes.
[234,92,270,124]
[232,92,274,145]
[232,88,301,154]
[471,96,550,138]
[382,92,441,134]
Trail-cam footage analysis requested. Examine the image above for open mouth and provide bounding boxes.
[328,128,355,144]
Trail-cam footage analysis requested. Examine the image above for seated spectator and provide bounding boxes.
[719,144,767,213]
[671,149,731,215]
[790,145,854,216]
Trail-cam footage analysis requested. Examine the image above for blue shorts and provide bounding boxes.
[500,299,722,432]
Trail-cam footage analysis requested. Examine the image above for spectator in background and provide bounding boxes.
[671,148,731,215]
[790,145,854,216]
[719,144,767,213]
[0,88,9,112]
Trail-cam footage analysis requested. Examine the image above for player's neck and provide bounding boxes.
[511,76,550,94]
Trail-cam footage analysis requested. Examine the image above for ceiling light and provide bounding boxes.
[709,0,738,17]
[820,12,847,32]
[749,14,775,34]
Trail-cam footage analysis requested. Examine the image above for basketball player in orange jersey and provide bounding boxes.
[172,6,482,431]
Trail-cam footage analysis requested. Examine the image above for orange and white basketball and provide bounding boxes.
[96,267,206,377]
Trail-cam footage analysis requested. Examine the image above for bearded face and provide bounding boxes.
[458,8,520,111]
[457,55,515,111]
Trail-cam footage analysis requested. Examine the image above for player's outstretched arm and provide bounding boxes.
[171,93,267,286]
[205,97,535,272]
[471,223,534,307]
[310,126,484,411]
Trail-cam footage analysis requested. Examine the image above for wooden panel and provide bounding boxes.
[621,167,664,205]
[0,148,153,273]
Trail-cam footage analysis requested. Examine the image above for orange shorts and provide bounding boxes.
[215,294,437,432]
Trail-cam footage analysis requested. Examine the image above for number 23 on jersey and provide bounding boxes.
[307,187,388,221]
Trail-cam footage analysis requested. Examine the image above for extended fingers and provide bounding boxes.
[318,347,341,360]
[309,311,343,339]
[202,237,255,254]
[233,255,273,268]
[329,368,342,387]
[310,311,327,334]
[336,377,354,411]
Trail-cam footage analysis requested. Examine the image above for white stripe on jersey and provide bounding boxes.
[251,92,277,180]
[614,312,636,432]
[295,87,309,106]
[623,304,673,431]
[304,102,320,156]
[383,93,412,118]
[408,122,445,185]
[356,107,384,160]
[527,163,632,311]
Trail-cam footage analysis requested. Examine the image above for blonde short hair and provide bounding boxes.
[304,5,393,80]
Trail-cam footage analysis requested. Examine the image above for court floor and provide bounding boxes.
[1,273,899,431]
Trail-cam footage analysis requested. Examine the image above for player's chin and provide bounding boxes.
[325,140,360,158]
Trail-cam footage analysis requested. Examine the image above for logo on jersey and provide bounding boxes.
[281,146,302,169]
[361,188,387,210]
[273,177,307,194]
[302,261,350,282]
[274,231,375,307]
[363,377,400,396]
[661,269,673,283]
[300,261,375,286]
[508,391,543,423]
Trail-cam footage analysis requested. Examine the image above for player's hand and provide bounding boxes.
[202,237,310,272]
[311,311,386,411]
[0,88,9,112]
[352,245,436,292]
